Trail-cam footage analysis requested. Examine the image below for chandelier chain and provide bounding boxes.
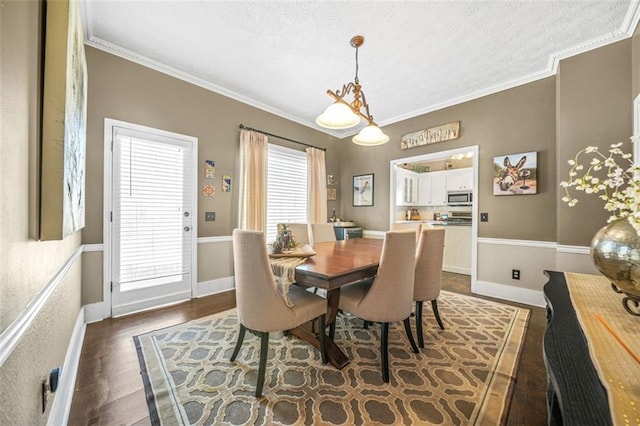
[354,45,359,84]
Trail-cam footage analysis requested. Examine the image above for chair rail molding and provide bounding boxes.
[0,246,83,367]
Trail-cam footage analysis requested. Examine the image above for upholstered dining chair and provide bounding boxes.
[390,222,425,244]
[414,226,446,348]
[230,229,327,397]
[277,223,310,246]
[336,230,419,382]
[311,223,337,243]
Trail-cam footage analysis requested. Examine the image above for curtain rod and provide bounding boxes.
[238,124,326,151]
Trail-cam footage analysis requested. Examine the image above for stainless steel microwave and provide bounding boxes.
[447,191,472,206]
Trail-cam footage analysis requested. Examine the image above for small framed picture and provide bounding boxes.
[327,188,337,200]
[353,174,374,207]
[493,151,537,195]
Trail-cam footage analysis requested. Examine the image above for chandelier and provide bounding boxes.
[316,35,390,146]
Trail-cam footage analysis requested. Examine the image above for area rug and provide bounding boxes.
[134,291,529,425]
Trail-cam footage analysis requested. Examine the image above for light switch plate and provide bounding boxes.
[480,212,488,222]
[205,212,215,221]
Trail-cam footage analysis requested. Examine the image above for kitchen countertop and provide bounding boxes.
[395,220,472,226]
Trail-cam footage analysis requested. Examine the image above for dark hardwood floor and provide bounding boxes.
[67,273,547,425]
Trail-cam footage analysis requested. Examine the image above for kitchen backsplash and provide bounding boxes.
[396,205,471,221]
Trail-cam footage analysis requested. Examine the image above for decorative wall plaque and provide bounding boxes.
[400,121,460,150]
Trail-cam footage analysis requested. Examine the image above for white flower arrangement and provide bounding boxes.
[560,138,640,228]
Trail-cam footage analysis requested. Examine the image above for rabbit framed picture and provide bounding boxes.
[493,151,537,195]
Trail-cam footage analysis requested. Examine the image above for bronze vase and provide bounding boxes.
[591,217,640,316]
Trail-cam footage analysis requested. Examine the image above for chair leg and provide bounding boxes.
[381,322,390,383]
[415,301,424,348]
[318,315,328,364]
[230,324,246,361]
[329,320,336,340]
[404,317,420,354]
[431,299,445,330]
[363,320,369,329]
[255,332,269,398]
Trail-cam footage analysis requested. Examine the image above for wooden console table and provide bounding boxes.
[543,270,612,425]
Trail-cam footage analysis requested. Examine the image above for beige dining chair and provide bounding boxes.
[336,230,419,382]
[414,226,446,348]
[277,223,310,246]
[390,222,423,244]
[311,223,337,243]
[230,229,327,397]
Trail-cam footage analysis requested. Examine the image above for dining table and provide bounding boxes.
[286,238,384,369]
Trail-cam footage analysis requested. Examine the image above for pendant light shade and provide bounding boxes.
[315,101,361,129]
[316,35,389,146]
[352,124,390,146]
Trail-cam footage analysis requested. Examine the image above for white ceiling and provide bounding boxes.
[82,1,640,139]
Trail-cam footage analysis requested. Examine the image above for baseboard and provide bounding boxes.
[195,276,235,297]
[47,307,86,426]
[363,230,385,239]
[472,280,545,308]
[443,265,471,275]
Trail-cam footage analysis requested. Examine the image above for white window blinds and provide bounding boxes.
[266,144,308,243]
[113,131,192,289]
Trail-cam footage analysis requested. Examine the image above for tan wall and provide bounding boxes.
[556,39,632,246]
[0,1,83,423]
[81,251,103,305]
[83,47,342,303]
[84,47,342,245]
[337,78,557,241]
[198,241,233,282]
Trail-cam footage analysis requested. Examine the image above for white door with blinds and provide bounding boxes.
[108,122,197,316]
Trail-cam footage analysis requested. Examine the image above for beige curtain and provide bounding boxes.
[306,147,327,224]
[238,130,267,231]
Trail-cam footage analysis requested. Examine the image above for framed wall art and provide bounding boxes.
[327,188,337,201]
[222,175,231,192]
[353,174,374,207]
[493,151,538,195]
[40,0,88,240]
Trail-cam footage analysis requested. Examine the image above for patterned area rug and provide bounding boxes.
[134,291,529,425]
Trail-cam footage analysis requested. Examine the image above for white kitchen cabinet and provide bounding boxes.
[418,171,447,206]
[395,168,419,205]
[446,168,473,191]
[442,225,471,275]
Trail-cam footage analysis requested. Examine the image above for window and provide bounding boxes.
[266,144,307,243]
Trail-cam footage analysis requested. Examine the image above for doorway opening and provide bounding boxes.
[389,145,479,291]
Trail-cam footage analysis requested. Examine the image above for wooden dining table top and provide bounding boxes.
[294,238,383,290]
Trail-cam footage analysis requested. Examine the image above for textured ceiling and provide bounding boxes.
[82,1,640,138]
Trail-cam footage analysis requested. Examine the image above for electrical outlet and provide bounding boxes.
[205,212,215,222]
[480,212,489,222]
[512,269,520,280]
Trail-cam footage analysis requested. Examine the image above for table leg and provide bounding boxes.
[289,288,350,369]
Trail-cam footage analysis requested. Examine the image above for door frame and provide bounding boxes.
[103,118,198,317]
[389,145,479,291]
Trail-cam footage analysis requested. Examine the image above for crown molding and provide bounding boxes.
[82,1,640,139]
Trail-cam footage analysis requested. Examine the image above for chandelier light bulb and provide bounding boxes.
[316,101,361,129]
[352,124,390,146]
